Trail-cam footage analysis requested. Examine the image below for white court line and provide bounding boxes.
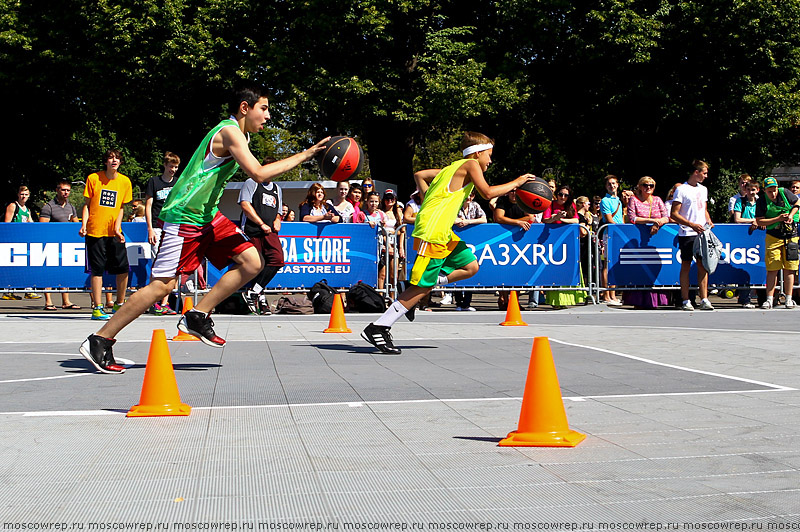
[548,338,796,392]
[1,338,794,416]
[0,357,135,384]
[2,321,800,344]
[6,387,794,418]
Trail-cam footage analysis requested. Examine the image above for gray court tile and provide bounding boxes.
[3,310,800,522]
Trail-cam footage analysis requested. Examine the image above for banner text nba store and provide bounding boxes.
[205,222,379,289]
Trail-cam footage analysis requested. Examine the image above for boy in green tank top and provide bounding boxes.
[80,85,329,374]
[362,132,535,354]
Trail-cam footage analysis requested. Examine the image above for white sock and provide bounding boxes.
[374,300,408,327]
[438,273,449,285]
[766,296,774,304]
[252,283,264,294]
[701,298,711,304]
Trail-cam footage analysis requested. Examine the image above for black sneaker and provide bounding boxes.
[258,295,272,315]
[361,323,401,354]
[177,309,226,347]
[243,290,259,314]
[396,280,415,322]
[79,335,125,374]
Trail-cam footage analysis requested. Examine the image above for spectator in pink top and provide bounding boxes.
[624,176,670,308]
[542,185,579,225]
[542,185,585,308]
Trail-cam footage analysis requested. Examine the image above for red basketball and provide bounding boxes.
[515,177,553,214]
[317,136,364,182]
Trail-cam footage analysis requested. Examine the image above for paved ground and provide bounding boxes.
[1,300,800,527]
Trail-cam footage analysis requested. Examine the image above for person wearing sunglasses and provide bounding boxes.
[623,177,670,309]
[360,177,375,194]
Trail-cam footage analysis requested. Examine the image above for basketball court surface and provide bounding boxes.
[1,305,799,526]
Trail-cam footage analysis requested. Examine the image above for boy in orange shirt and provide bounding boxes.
[79,149,132,320]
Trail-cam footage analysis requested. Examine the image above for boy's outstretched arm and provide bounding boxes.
[224,129,330,183]
[465,160,534,200]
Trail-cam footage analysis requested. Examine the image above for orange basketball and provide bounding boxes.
[316,136,364,182]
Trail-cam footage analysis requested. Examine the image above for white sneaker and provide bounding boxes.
[742,303,756,309]
[681,301,694,311]
[699,299,714,311]
[456,306,476,312]
[605,299,623,306]
[785,298,796,309]
[440,294,453,305]
[762,300,773,310]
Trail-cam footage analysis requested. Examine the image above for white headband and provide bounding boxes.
[462,143,493,157]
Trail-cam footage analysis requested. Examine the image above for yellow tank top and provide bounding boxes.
[411,159,475,244]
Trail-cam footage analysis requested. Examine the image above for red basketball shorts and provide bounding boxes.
[151,212,253,279]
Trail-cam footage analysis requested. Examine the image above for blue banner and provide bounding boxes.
[206,222,379,289]
[607,223,765,286]
[405,224,582,287]
[0,222,152,289]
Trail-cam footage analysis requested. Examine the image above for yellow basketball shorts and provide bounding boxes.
[765,234,799,272]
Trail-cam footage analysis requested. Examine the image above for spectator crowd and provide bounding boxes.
[4,155,800,315]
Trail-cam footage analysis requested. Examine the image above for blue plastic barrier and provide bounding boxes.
[405,223,582,287]
[606,223,765,286]
[0,222,151,289]
[205,222,380,289]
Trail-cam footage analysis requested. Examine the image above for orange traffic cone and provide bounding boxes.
[498,337,585,447]
[500,290,528,326]
[127,329,191,417]
[324,293,352,333]
[172,296,200,342]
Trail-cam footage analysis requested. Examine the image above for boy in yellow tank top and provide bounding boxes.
[362,132,535,354]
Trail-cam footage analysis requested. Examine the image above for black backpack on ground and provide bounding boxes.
[309,279,337,314]
[348,281,387,313]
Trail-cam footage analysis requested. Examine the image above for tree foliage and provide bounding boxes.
[2,0,800,219]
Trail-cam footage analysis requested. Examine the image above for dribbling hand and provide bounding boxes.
[304,137,332,161]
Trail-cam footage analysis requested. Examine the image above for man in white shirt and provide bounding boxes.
[671,160,714,311]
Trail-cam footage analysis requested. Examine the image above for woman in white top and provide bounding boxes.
[328,181,355,222]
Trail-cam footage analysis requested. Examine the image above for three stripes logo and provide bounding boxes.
[619,248,673,265]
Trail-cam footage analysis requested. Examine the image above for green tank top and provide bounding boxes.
[159,119,242,226]
[765,187,800,230]
[12,203,31,223]
[411,159,475,244]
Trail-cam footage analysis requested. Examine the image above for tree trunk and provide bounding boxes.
[363,119,416,199]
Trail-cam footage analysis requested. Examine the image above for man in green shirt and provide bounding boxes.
[362,131,534,354]
[80,85,328,374]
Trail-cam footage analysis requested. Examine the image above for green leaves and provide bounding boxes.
[4,0,800,203]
